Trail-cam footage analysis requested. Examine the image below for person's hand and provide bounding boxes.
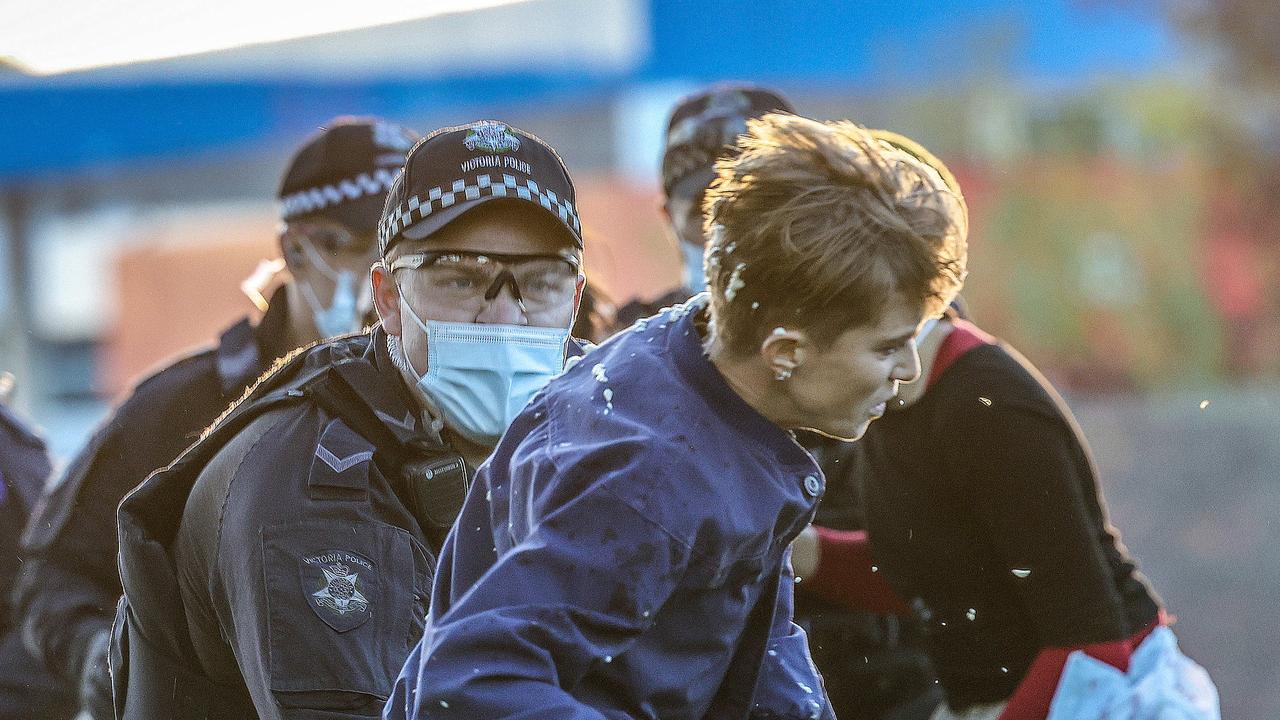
[790,525,821,580]
[78,629,114,720]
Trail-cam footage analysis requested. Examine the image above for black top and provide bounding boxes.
[796,433,939,720]
[14,289,294,683]
[861,337,1160,709]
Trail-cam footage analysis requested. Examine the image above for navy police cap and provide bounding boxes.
[378,120,582,257]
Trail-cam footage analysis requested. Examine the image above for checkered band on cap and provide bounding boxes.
[378,172,581,254]
[281,168,401,221]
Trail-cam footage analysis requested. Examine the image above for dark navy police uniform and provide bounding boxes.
[0,404,78,719]
[14,289,294,695]
[387,297,834,720]
[113,326,468,720]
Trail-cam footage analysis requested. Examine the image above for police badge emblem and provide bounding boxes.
[301,549,376,632]
[463,122,521,153]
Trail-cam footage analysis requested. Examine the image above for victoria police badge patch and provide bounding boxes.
[301,549,376,632]
[463,122,521,153]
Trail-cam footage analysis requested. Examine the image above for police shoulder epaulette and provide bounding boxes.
[307,417,375,500]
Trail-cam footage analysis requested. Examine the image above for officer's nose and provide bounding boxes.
[476,285,528,325]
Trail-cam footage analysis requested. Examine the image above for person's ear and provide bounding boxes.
[278,225,305,269]
[760,327,809,381]
[660,198,672,224]
[371,262,402,336]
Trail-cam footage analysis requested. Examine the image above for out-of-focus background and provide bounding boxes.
[1,1,1276,715]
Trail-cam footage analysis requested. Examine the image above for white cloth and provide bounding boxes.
[930,700,1006,720]
[1047,627,1220,720]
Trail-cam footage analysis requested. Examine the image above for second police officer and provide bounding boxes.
[14,116,418,720]
[112,120,586,720]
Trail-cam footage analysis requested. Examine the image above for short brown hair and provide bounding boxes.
[703,114,967,356]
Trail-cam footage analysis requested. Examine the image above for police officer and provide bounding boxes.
[112,120,585,719]
[638,85,942,720]
[14,116,417,720]
[0,386,78,720]
[612,83,793,328]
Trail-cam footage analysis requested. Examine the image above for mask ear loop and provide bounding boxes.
[294,234,344,280]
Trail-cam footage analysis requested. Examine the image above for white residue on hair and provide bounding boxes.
[1011,568,1031,578]
[771,327,787,336]
[751,301,760,310]
[724,262,747,301]
[966,608,977,621]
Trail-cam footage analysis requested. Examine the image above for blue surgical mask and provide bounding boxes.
[297,240,370,337]
[681,242,707,293]
[398,295,568,446]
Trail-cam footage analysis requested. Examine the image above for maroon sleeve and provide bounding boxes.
[999,616,1162,720]
[998,639,1130,720]
[799,527,912,616]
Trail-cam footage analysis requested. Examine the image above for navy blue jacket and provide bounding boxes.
[386,298,834,720]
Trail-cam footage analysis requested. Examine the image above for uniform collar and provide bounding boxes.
[214,285,298,394]
[666,295,808,455]
[378,331,447,444]
[252,284,295,365]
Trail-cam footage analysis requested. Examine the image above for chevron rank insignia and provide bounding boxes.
[307,419,373,497]
[301,549,376,632]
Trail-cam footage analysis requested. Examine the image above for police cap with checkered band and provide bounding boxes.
[661,84,794,200]
[278,116,419,235]
[378,120,583,258]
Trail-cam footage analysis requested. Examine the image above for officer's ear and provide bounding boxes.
[371,261,403,337]
[278,223,304,270]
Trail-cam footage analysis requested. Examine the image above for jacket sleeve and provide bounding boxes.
[15,358,216,682]
[750,551,835,720]
[177,411,435,720]
[951,404,1130,647]
[388,437,695,720]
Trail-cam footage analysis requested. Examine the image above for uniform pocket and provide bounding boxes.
[261,520,431,699]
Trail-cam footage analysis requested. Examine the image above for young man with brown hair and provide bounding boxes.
[387,114,966,720]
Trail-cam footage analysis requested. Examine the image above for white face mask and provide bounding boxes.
[397,292,569,446]
[681,242,707,292]
[296,240,372,337]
